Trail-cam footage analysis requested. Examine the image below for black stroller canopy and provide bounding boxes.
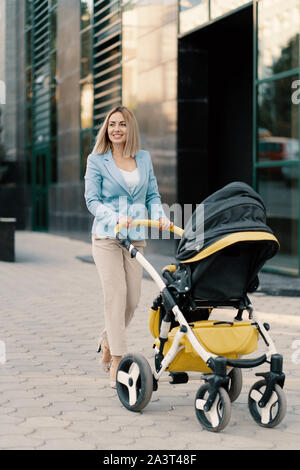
[174,182,279,301]
[176,181,275,262]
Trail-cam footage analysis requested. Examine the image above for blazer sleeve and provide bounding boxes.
[145,152,166,220]
[84,154,119,226]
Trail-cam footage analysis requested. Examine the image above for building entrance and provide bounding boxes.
[178,5,253,207]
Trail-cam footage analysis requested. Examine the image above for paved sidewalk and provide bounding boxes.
[0,231,299,450]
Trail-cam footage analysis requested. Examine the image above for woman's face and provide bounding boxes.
[107,112,127,146]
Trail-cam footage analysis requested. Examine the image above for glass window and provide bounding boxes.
[50,94,57,137]
[81,29,92,79]
[257,167,299,273]
[80,131,93,179]
[211,0,250,20]
[51,139,57,183]
[81,83,94,129]
[26,30,32,68]
[258,0,300,80]
[26,147,32,185]
[50,51,56,85]
[179,0,209,35]
[257,75,298,147]
[25,0,33,28]
[26,68,33,105]
[27,107,32,143]
[81,0,93,30]
[50,8,57,51]
[257,74,299,274]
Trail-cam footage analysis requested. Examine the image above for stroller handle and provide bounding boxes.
[115,219,184,238]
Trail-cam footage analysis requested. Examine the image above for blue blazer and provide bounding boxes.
[84,149,166,239]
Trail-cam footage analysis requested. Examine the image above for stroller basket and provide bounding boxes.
[152,320,258,373]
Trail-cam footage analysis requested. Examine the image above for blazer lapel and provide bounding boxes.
[102,149,131,195]
[131,152,148,197]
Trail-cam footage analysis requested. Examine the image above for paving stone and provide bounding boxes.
[23,416,71,428]
[0,435,44,449]
[29,427,83,440]
[38,439,96,450]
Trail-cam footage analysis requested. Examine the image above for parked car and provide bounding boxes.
[258,137,299,181]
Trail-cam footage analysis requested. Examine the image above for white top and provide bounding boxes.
[120,167,140,194]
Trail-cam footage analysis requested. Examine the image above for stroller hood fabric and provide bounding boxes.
[176,181,274,262]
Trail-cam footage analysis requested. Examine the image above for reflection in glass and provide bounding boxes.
[51,139,57,183]
[257,73,299,273]
[81,83,94,129]
[27,107,32,142]
[50,94,57,137]
[257,167,298,273]
[81,30,92,79]
[26,30,32,67]
[258,75,298,146]
[26,69,33,105]
[26,147,32,185]
[123,1,138,110]
[179,0,209,34]
[211,0,250,20]
[258,0,300,79]
[50,51,56,85]
[50,8,57,51]
[81,0,93,30]
[81,131,92,179]
[25,0,33,28]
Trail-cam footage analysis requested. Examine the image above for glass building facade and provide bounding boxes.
[0,0,299,274]
[178,0,300,276]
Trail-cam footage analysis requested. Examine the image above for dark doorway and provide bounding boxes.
[177,5,253,207]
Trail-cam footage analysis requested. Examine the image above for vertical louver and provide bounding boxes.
[93,0,122,131]
[32,0,51,144]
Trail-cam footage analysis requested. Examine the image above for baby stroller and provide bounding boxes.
[114,182,287,432]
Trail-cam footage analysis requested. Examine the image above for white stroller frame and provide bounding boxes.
[114,220,287,432]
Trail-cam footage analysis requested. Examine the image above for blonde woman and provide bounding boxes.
[84,106,172,388]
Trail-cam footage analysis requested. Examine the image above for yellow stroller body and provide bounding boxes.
[114,182,287,432]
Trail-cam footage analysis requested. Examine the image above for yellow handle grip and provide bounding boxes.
[115,219,184,238]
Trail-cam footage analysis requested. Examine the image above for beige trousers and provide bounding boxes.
[92,235,146,356]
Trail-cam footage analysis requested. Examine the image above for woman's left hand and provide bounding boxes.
[158,217,174,231]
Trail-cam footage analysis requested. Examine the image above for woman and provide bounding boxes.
[84,105,172,388]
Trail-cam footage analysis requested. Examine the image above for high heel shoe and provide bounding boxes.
[97,339,111,373]
[110,356,122,389]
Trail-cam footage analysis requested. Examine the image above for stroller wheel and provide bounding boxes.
[116,353,153,412]
[248,379,287,428]
[195,384,231,432]
[227,368,243,402]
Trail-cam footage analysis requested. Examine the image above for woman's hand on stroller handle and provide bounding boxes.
[158,217,174,231]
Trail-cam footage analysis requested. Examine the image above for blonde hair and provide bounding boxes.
[92,106,140,158]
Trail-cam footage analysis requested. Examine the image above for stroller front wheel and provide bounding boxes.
[248,379,287,428]
[116,353,153,412]
[195,384,231,432]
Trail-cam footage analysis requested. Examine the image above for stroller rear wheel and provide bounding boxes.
[195,384,231,432]
[248,379,287,428]
[116,353,153,412]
